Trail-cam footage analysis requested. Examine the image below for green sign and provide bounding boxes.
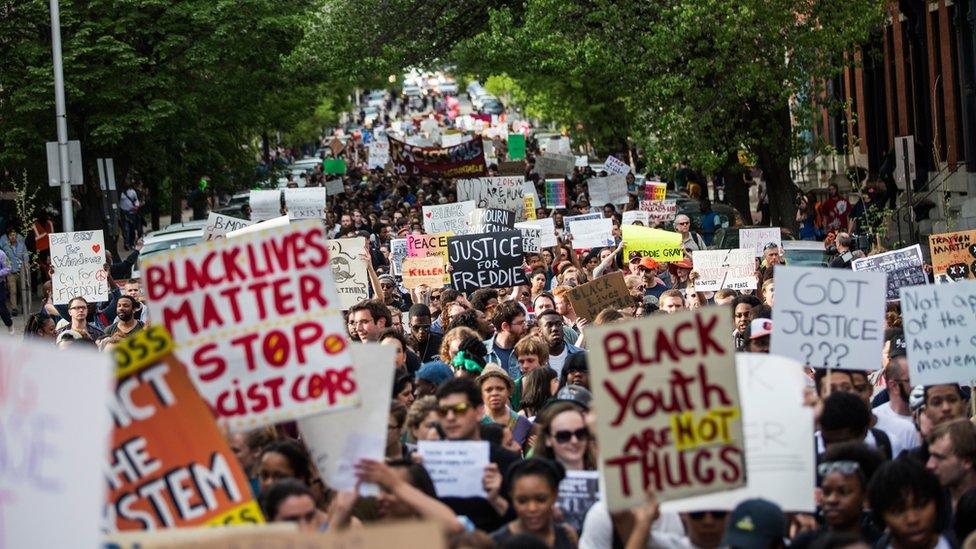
[324,158,347,175]
[508,134,526,160]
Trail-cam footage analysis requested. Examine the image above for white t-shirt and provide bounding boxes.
[549,346,569,378]
[873,402,921,458]
[580,500,687,549]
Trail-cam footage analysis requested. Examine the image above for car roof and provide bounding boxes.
[157,219,208,235]
[782,240,825,251]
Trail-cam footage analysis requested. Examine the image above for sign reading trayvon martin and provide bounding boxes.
[586,307,745,510]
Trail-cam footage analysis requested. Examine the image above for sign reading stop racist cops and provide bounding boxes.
[141,219,358,431]
[447,231,528,293]
[586,307,745,510]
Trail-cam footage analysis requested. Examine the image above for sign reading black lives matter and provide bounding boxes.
[447,231,528,293]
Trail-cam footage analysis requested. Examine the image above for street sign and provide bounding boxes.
[894,135,916,187]
[46,140,83,186]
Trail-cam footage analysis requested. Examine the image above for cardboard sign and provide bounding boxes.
[1,339,112,548]
[928,229,976,281]
[852,244,927,300]
[390,238,408,276]
[557,471,601,535]
[497,160,525,176]
[621,210,651,226]
[771,267,886,370]
[739,227,782,257]
[284,187,326,220]
[516,219,557,249]
[300,344,396,494]
[422,200,475,235]
[447,231,528,293]
[327,237,369,309]
[508,134,526,160]
[106,327,262,530]
[368,140,390,169]
[603,155,631,176]
[588,174,629,207]
[456,176,535,220]
[622,225,683,262]
[662,353,815,513]
[644,182,667,202]
[325,179,344,196]
[388,135,488,178]
[227,215,290,238]
[568,271,631,322]
[639,199,677,223]
[545,178,567,209]
[49,230,108,304]
[535,153,576,176]
[692,249,757,292]
[323,158,346,174]
[402,256,448,289]
[203,213,252,241]
[569,218,614,249]
[901,280,976,386]
[418,441,490,498]
[141,220,358,431]
[249,190,281,222]
[586,307,746,509]
[468,208,516,234]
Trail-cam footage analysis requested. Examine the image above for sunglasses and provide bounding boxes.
[688,511,729,520]
[553,428,589,444]
[437,402,473,416]
[817,460,861,478]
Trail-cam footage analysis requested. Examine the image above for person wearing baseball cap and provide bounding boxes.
[637,256,668,299]
[721,498,786,548]
[743,318,772,353]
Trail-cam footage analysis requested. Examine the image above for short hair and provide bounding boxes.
[551,286,572,299]
[115,295,138,309]
[868,457,949,530]
[67,296,88,309]
[259,479,314,520]
[491,300,525,331]
[470,288,499,311]
[927,419,976,463]
[836,233,853,248]
[514,336,548,364]
[820,391,870,434]
[732,294,762,310]
[406,396,439,430]
[435,377,483,407]
[378,327,409,350]
[749,303,772,321]
[715,288,737,301]
[594,308,624,325]
[813,369,854,396]
[507,457,566,492]
[408,303,432,320]
[819,441,885,489]
[447,309,482,333]
[479,422,504,446]
[533,292,556,311]
[660,289,684,303]
[349,299,392,328]
[261,439,313,485]
[440,288,461,305]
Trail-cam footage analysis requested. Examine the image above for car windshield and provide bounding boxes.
[140,234,203,259]
[784,248,827,267]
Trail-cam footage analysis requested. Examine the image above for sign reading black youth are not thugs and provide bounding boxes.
[447,231,528,293]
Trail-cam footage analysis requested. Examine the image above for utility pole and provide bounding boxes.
[49,0,74,231]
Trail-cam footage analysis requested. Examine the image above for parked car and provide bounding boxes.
[402,85,422,98]
[366,90,387,107]
[782,240,828,267]
[132,221,206,278]
[438,79,459,95]
[481,99,504,115]
[215,192,250,217]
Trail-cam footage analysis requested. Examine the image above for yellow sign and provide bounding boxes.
[622,225,683,262]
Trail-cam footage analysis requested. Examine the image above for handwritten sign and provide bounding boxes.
[418,441,490,498]
[325,179,344,197]
[535,153,576,176]
[285,187,326,220]
[901,280,976,386]
[422,200,475,235]
[402,256,448,289]
[569,218,614,249]
[456,176,535,220]
[852,244,927,300]
[558,471,601,535]
[622,225,683,262]
[739,227,782,258]
[518,226,542,254]
[643,182,667,202]
[1,339,112,548]
[468,208,516,234]
[327,237,369,309]
[587,307,745,509]
[204,213,252,241]
[568,272,631,322]
[588,175,629,207]
[142,220,358,431]
[640,199,677,223]
[106,327,262,530]
[603,155,631,176]
[249,190,281,222]
[388,136,487,178]
[692,249,757,292]
[368,140,390,169]
[563,212,603,235]
[447,231,528,293]
[928,229,976,281]
[545,179,566,209]
[771,267,886,370]
[49,230,107,304]
[390,238,408,276]
[622,210,650,226]
[516,218,557,249]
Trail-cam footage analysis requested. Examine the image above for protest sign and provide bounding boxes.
[928,229,976,281]
[327,237,369,309]
[468,208,516,234]
[569,218,614,249]
[557,471,601,535]
[603,155,631,176]
[203,213,252,241]
[621,210,651,226]
[300,344,395,495]
[456,176,535,220]
[548,135,572,155]
[568,272,631,322]
[622,225,683,262]
[692,249,757,292]
[535,153,576,176]
[739,227,782,257]
[588,174,629,207]
[408,232,451,259]
[106,326,263,530]
[390,238,408,276]
[402,256,448,289]
[497,160,525,176]
[563,212,603,234]
[517,225,542,253]
[1,339,112,548]
[368,140,390,169]
[325,179,345,197]
[447,231,528,293]
[575,155,589,167]
[249,190,281,222]
[49,229,108,304]
[661,353,815,513]
[771,267,886,370]
[441,132,464,147]
[852,244,927,300]
[388,135,488,178]
[141,220,358,431]
[227,215,289,238]
[545,178,567,209]
[418,440,490,498]
[901,280,976,386]
[639,199,678,223]
[524,194,537,220]
[323,158,346,174]
[587,307,745,509]
[508,133,526,160]
[643,182,667,202]
[422,200,475,235]
[284,187,326,220]
[516,218,557,248]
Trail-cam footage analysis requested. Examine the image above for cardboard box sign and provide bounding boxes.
[568,271,633,322]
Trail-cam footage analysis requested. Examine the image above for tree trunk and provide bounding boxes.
[720,153,752,224]
[755,103,799,233]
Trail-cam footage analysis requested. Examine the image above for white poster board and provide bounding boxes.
[49,230,108,304]
[456,176,535,220]
[852,244,928,301]
[621,210,651,226]
[602,155,631,176]
[587,174,629,207]
[516,218,557,249]
[569,218,614,249]
[325,179,345,197]
[249,190,281,222]
[417,440,489,498]
[422,201,475,235]
[285,187,326,220]
[692,249,757,292]
[327,237,370,309]
[390,238,408,276]
[739,227,782,257]
[901,280,976,386]
[227,215,290,238]
[203,212,252,241]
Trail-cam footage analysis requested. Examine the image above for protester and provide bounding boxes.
[100,295,144,347]
[926,420,976,512]
[531,401,595,471]
[536,309,582,377]
[55,296,104,343]
[405,396,443,445]
[490,458,578,548]
[349,299,392,342]
[485,301,528,379]
[355,458,466,533]
[478,365,532,449]
[408,303,443,362]
[1,226,27,315]
[518,367,558,420]
[868,458,953,549]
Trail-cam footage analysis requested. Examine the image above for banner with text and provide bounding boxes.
[739,227,782,257]
[545,178,567,209]
[588,174,629,207]
[692,249,757,292]
[50,230,108,304]
[447,231,528,293]
[285,187,326,220]
[249,190,281,222]
[621,210,651,226]
[468,208,516,234]
[901,280,976,386]
[388,135,488,178]
[456,176,536,221]
[535,153,576,176]
[928,229,976,281]
[603,155,631,176]
[402,256,448,289]
[516,218,557,249]
[639,199,677,223]
[204,213,252,241]
[622,225,683,263]
[568,272,632,322]
[422,200,475,235]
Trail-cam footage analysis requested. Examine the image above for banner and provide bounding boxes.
[507,134,526,160]
[390,238,408,276]
[388,135,488,178]
[588,175,629,207]
[692,249,757,292]
[447,231,529,293]
[249,190,281,222]
[563,212,602,234]
[325,179,344,197]
[468,208,516,234]
[327,237,369,309]
[643,182,667,202]
[228,215,290,238]
[739,227,782,257]
[852,244,927,300]
[106,327,262,530]
[622,225,683,262]
[545,178,567,209]
[422,200,475,235]
[456,176,536,220]
[603,155,631,176]
[402,256,448,289]
[587,307,745,509]
[568,272,631,322]
[639,199,677,223]
[516,218,557,249]
[535,153,576,176]
[771,267,886,370]
[901,280,976,386]
[621,210,651,226]
[1,339,112,548]
[569,218,614,249]
[203,213,252,241]
[928,229,976,281]
[49,229,107,304]
[284,187,326,220]
[557,471,601,535]
[142,220,358,431]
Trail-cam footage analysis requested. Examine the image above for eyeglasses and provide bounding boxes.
[431,294,441,301]
[553,428,589,444]
[410,324,431,332]
[817,460,861,478]
[380,283,395,289]
[676,221,690,226]
[688,511,729,520]
[437,402,473,416]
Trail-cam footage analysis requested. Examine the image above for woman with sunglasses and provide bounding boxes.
[491,458,578,548]
[532,401,595,472]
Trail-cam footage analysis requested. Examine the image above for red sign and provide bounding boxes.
[388,136,488,179]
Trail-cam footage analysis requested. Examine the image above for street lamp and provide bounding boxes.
[49,0,74,231]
